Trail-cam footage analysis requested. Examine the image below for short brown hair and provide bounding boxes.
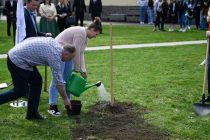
[87,17,102,32]
[63,44,76,54]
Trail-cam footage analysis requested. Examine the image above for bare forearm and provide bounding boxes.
[57,85,68,100]
[57,85,71,108]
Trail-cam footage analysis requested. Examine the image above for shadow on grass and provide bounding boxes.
[72,101,169,140]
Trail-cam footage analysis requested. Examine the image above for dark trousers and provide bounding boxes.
[75,12,84,26]
[161,16,166,31]
[155,11,162,30]
[6,16,16,44]
[91,13,101,21]
[0,57,42,115]
[57,19,67,32]
[7,17,16,36]
[194,9,200,29]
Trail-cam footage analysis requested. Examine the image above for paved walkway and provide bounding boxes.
[86,40,206,51]
[0,54,7,59]
[0,15,140,26]
[0,40,206,59]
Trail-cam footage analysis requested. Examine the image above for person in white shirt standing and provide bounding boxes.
[138,0,147,25]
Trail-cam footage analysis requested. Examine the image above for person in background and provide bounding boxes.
[161,0,169,31]
[89,0,102,21]
[48,17,102,117]
[0,37,76,120]
[177,0,187,32]
[24,0,51,39]
[73,0,86,26]
[89,0,102,33]
[39,0,59,37]
[200,0,209,30]
[147,0,154,24]
[4,0,17,42]
[138,0,147,25]
[194,0,202,29]
[186,0,194,30]
[65,0,73,28]
[56,0,70,32]
[168,0,178,32]
[153,0,163,31]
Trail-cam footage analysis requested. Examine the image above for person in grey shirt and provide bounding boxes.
[0,37,76,120]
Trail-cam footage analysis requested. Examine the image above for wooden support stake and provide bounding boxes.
[44,66,48,92]
[110,23,114,106]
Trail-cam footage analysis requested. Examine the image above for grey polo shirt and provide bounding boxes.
[8,37,64,86]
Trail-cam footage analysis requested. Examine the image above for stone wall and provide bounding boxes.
[85,6,140,23]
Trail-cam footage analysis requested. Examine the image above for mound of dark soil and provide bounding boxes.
[72,102,169,140]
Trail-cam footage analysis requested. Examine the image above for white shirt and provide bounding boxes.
[138,0,147,7]
[10,0,13,7]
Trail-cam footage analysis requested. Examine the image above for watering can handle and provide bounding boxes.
[80,71,87,80]
[72,72,87,80]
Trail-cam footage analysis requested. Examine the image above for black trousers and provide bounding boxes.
[6,17,16,36]
[75,12,84,26]
[6,16,16,44]
[161,16,166,31]
[91,13,101,21]
[155,12,162,30]
[0,57,42,115]
[194,9,200,29]
[57,19,67,32]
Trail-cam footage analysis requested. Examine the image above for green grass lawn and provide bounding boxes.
[0,21,206,54]
[1,44,210,139]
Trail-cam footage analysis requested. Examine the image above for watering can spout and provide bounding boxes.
[84,81,102,90]
[95,81,102,87]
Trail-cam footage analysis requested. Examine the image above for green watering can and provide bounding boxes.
[66,73,101,97]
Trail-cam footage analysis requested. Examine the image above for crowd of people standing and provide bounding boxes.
[138,0,210,32]
[3,0,103,40]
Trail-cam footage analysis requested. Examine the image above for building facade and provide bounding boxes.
[1,0,140,22]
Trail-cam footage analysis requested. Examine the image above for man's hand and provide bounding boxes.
[57,85,71,109]
[63,98,72,109]
[45,33,52,37]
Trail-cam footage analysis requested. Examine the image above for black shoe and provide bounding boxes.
[47,105,62,117]
[26,112,46,120]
